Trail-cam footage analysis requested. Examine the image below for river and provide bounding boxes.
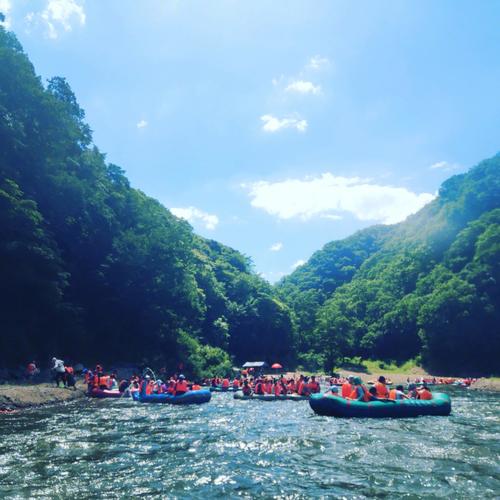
[0,387,499,498]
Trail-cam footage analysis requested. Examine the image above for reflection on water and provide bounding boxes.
[0,388,499,498]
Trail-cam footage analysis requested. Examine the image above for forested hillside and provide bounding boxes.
[278,155,500,375]
[1,23,499,377]
[0,26,294,373]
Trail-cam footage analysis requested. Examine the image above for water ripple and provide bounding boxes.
[0,388,499,498]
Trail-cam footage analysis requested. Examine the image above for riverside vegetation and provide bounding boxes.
[1,24,499,378]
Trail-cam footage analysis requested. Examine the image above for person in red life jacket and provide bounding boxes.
[174,374,189,395]
[26,361,39,381]
[348,377,371,402]
[417,385,433,400]
[166,380,176,395]
[308,375,321,394]
[374,376,390,399]
[279,379,288,395]
[65,366,77,390]
[264,379,273,394]
[389,385,409,400]
[221,377,230,389]
[254,378,264,395]
[341,376,354,398]
[232,378,240,390]
[273,381,283,396]
[287,379,296,393]
[191,382,202,391]
[298,377,311,396]
[242,380,252,396]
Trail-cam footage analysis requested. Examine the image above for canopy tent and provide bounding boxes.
[241,361,268,376]
[271,363,283,369]
[242,361,268,369]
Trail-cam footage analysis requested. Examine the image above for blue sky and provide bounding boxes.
[2,0,500,281]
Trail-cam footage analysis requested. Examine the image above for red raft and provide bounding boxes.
[87,388,129,399]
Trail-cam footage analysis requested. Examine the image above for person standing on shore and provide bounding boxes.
[51,357,66,387]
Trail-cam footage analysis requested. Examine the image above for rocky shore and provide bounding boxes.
[0,382,86,411]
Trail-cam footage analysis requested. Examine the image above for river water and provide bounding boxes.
[0,387,499,498]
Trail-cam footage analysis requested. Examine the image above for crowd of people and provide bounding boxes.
[204,374,434,401]
[50,357,77,389]
[46,357,442,402]
[325,375,433,401]
[205,374,322,396]
[84,366,202,396]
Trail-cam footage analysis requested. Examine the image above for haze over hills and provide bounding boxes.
[1,24,499,375]
[277,155,500,374]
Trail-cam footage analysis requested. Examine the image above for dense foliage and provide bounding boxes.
[1,25,498,377]
[0,27,294,375]
[278,155,500,375]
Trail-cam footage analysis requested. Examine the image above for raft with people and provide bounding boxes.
[233,391,309,401]
[87,387,128,398]
[310,376,451,418]
[309,391,451,418]
[132,388,211,405]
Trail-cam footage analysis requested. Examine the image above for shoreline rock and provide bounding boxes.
[0,382,86,411]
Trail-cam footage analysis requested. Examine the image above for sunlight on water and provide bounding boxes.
[0,388,499,498]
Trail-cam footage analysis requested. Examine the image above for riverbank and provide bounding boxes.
[468,377,500,393]
[0,382,86,411]
[284,367,500,392]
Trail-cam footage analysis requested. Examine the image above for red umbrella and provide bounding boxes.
[271,363,283,369]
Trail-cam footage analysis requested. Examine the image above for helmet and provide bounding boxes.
[179,374,186,380]
[330,386,339,393]
[353,377,362,385]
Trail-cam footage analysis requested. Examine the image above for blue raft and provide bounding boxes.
[132,388,211,405]
[309,392,451,418]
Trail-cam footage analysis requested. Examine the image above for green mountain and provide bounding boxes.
[277,154,500,375]
[1,23,498,376]
[0,27,294,373]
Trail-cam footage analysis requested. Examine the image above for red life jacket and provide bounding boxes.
[222,379,230,388]
[232,380,240,388]
[419,389,433,400]
[308,381,320,393]
[175,380,188,394]
[350,385,370,402]
[375,382,389,398]
[341,382,352,398]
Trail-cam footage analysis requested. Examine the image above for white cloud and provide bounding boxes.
[261,114,308,133]
[321,214,343,221]
[270,242,283,252]
[245,173,435,225]
[40,0,86,39]
[259,270,286,283]
[292,259,305,270]
[307,55,329,70]
[136,119,148,129]
[285,80,321,95]
[170,206,219,230]
[0,0,12,28]
[429,161,458,172]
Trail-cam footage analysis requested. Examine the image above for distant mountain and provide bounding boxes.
[277,154,500,375]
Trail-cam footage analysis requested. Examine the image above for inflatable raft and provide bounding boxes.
[132,389,211,405]
[309,393,451,418]
[233,391,309,401]
[88,388,128,398]
[207,386,237,392]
